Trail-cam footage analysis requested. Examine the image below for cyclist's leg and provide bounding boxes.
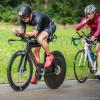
[37,31,50,55]
[37,23,56,67]
[31,32,49,84]
[37,31,54,68]
[31,47,42,84]
[31,70,41,84]
[95,37,100,76]
[33,47,41,64]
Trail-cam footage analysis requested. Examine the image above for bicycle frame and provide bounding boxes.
[8,34,57,75]
[8,35,42,72]
[81,38,96,70]
[72,31,96,70]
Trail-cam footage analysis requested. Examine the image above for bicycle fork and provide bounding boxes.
[78,49,87,67]
[17,51,27,75]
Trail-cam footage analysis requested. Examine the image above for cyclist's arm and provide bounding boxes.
[25,30,38,37]
[20,20,26,33]
[25,17,42,37]
[92,17,100,38]
[34,16,42,32]
[75,17,88,30]
[12,20,26,35]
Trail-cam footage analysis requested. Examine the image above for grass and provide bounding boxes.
[0,22,90,83]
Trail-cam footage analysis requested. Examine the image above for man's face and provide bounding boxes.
[86,12,95,20]
[22,16,30,23]
[21,13,32,23]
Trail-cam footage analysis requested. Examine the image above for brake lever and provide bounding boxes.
[71,37,80,46]
[76,31,83,38]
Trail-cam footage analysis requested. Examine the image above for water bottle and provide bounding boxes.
[89,49,95,62]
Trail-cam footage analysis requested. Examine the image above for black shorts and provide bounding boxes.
[87,33,100,43]
[37,22,56,42]
[43,22,56,37]
[97,36,100,43]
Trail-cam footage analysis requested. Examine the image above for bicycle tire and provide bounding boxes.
[7,50,33,91]
[74,50,89,83]
[44,51,66,89]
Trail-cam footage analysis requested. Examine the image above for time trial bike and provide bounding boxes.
[7,34,66,91]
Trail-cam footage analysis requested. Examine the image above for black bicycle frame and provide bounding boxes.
[8,34,57,73]
[23,38,41,72]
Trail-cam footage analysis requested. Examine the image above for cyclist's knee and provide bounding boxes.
[96,43,100,53]
[96,49,100,55]
[37,36,42,44]
[37,34,47,44]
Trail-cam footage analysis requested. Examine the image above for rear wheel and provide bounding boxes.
[7,50,33,91]
[44,51,66,89]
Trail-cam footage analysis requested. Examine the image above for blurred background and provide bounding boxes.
[0,0,100,83]
[0,0,100,25]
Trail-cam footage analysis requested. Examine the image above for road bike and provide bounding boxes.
[72,31,100,83]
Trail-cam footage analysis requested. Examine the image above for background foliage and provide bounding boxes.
[0,0,100,24]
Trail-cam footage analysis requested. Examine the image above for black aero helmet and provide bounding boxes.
[18,4,32,18]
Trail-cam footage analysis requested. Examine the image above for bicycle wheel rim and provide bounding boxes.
[74,50,88,83]
[7,51,33,91]
[44,51,66,89]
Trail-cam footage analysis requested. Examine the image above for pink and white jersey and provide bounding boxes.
[75,13,100,38]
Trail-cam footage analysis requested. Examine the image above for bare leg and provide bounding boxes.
[31,47,41,84]
[96,43,100,68]
[97,52,100,68]
[37,31,51,56]
[95,43,100,76]
[37,31,54,67]
[33,47,41,64]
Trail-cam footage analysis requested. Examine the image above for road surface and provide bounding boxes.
[0,79,100,100]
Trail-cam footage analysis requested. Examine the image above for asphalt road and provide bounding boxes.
[0,79,100,100]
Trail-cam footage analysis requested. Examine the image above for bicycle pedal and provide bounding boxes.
[90,69,94,74]
[35,72,42,80]
[37,63,44,68]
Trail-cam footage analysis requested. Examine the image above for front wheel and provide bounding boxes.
[44,51,66,89]
[74,50,89,83]
[7,50,33,91]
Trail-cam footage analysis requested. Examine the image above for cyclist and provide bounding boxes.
[75,4,100,76]
[12,4,56,83]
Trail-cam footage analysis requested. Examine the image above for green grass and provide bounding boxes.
[0,22,89,83]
